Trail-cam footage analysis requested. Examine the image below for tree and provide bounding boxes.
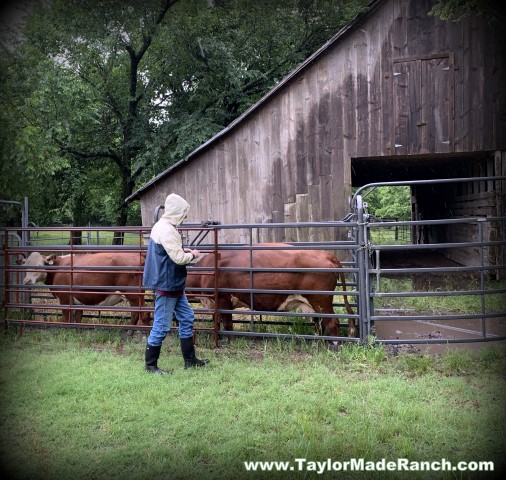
[148,0,369,168]
[1,0,180,239]
[1,0,368,235]
[428,0,506,26]
[364,187,411,221]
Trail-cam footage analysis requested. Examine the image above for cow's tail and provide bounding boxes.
[338,269,357,337]
[329,253,357,337]
[338,270,354,316]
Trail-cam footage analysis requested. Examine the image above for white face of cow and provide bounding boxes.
[17,252,56,285]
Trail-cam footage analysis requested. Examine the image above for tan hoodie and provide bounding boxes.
[150,193,194,266]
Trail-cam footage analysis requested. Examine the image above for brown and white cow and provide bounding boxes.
[186,243,356,338]
[18,252,150,326]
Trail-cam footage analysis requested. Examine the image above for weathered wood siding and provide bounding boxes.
[139,0,506,247]
[411,153,505,273]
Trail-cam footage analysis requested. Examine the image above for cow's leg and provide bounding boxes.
[304,299,338,340]
[129,310,152,336]
[131,312,139,325]
[313,317,323,336]
[347,318,357,338]
[60,306,82,322]
[126,295,151,326]
[62,309,72,323]
[140,311,152,326]
[55,294,78,323]
[126,310,139,337]
[217,295,234,342]
[64,294,83,323]
[74,309,83,323]
[215,295,232,331]
[313,299,341,347]
[125,295,151,336]
[342,300,356,338]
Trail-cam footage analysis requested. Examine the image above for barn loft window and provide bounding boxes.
[393,53,455,156]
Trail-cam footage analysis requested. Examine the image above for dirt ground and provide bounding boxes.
[372,249,505,354]
[376,249,482,289]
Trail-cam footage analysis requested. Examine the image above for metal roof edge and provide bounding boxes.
[125,0,385,204]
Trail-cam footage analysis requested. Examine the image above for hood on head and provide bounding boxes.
[162,193,190,227]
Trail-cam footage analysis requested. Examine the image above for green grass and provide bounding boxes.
[1,329,505,480]
[26,230,143,246]
[373,277,506,314]
[369,226,412,245]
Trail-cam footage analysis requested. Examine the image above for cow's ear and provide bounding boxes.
[15,254,26,265]
[44,254,57,265]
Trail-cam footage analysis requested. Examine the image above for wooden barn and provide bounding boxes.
[126,0,506,266]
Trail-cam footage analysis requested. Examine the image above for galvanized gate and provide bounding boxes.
[349,177,506,346]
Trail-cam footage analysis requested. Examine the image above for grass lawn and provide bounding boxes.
[0,328,505,480]
[25,229,144,247]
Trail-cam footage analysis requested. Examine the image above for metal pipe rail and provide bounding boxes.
[3,209,504,347]
[3,224,358,345]
[351,176,506,205]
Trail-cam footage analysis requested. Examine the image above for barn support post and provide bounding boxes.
[355,195,370,343]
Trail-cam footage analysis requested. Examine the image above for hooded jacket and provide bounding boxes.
[142,194,194,291]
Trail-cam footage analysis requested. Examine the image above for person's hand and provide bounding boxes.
[185,248,200,259]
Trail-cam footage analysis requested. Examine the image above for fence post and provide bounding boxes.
[478,218,487,338]
[355,195,370,343]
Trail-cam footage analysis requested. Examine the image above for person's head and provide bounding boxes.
[162,193,190,227]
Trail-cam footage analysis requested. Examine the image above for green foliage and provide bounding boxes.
[363,186,411,221]
[335,336,388,366]
[0,0,368,228]
[428,0,504,25]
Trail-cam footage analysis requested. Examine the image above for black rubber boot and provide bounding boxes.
[145,343,171,375]
[180,337,210,369]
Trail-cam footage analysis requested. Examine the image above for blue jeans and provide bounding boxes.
[147,292,194,346]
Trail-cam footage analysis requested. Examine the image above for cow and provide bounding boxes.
[17,252,151,326]
[186,243,356,339]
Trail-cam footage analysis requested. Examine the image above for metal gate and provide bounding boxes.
[2,177,505,347]
[349,177,506,346]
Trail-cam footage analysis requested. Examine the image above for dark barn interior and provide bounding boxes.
[351,153,505,275]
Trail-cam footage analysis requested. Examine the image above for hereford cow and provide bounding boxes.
[18,252,150,326]
[186,243,356,338]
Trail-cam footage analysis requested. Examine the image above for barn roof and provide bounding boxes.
[125,0,385,203]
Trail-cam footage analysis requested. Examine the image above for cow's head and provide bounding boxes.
[16,252,57,285]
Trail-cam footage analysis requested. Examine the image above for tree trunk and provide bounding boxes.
[71,231,83,245]
[112,166,134,245]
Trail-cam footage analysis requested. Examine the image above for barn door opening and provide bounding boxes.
[393,54,454,155]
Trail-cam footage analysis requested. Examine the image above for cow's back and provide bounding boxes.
[52,252,144,295]
[192,245,340,310]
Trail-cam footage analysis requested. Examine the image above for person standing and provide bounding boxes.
[142,193,209,374]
